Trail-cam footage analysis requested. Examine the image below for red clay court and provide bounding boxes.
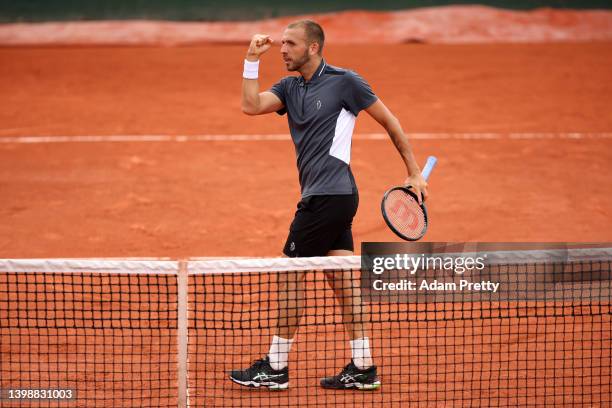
[1,41,611,256]
[0,6,611,407]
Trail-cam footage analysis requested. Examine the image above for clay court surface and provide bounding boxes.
[1,42,611,258]
[0,40,611,407]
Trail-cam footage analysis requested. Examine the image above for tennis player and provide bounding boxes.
[229,20,428,391]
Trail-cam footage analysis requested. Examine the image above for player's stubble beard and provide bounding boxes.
[286,48,310,72]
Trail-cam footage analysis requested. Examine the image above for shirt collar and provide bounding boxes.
[299,59,326,85]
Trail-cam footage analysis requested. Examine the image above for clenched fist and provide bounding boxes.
[246,34,273,61]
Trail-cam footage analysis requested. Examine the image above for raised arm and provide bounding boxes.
[242,34,285,116]
[365,99,429,202]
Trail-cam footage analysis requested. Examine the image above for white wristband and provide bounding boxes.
[243,59,260,79]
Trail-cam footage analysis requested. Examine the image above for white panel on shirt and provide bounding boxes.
[329,108,356,164]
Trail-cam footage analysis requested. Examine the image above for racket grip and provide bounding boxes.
[421,156,437,181]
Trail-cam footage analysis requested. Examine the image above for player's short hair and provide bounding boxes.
[287,20,325,55]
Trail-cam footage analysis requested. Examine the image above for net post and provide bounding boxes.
[177,260,189,408]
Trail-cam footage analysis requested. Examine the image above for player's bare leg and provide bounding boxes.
[228,267,303,390]
[320,249,380,390]
[276,269,306,338]
[324,250,367,341]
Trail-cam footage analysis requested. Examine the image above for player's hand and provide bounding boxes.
[246,34,273,61]
[404,173,429,204]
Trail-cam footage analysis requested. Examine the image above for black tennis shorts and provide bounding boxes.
[283,194,359,257]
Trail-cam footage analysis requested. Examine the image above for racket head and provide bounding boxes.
[381,186,428,241]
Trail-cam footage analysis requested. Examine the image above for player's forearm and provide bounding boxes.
[241,78,261,115]
[242,34,272,115]
[385,117,421,176]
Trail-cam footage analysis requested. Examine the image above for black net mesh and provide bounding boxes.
[1,255,610,407]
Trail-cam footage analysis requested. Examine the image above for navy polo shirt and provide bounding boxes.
[269,59,378,198]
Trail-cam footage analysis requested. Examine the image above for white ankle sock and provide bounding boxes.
[268,335,294,370]
[350,337,373,369]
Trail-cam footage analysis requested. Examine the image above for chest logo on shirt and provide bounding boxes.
[315,100,322,110]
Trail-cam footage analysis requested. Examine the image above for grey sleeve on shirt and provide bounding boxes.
[268,77,288,116]
[343,71,378,116]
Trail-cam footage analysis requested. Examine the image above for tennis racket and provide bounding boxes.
[381,156,437,241]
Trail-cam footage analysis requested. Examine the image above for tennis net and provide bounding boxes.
[1,248,611,407]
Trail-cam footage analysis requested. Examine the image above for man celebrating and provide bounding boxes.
[229,20,428,391]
